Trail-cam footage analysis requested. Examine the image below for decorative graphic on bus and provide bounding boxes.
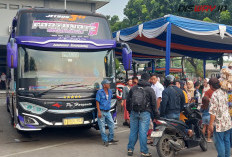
[52,103,62,108]
[45,14,86,21]
[32,20,99,36]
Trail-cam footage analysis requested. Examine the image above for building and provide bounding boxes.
[206,62,230,78]
[0,0,110,74]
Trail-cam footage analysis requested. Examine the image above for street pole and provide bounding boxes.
[64,0,67,9]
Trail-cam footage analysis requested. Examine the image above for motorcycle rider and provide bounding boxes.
[160,75,185,120]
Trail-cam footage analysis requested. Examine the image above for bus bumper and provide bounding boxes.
[15,107,117,131]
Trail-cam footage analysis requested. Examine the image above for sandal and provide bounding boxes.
[147,140,153,144]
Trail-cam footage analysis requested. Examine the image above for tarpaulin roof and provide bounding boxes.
[113,14,232,60]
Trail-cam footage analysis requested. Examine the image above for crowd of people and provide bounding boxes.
[96,64,232,157]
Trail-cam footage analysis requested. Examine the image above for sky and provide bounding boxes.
[97,0,129,20]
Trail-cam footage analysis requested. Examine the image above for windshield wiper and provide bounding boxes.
[34,83,81,97]
[63,84,94,89]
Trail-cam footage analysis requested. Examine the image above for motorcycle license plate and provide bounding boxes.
[151,131,163,137]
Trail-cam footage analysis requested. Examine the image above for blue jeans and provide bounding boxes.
[97,111,115,142]
[230,129,232,148]
[213,129,231,157]
[127,111,151,154]
[165,113,180,120]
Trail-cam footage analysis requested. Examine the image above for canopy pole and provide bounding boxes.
[126,70,128,80]
[64,0,67,9]
[133,62,137,76]
[152,60,155,73]
[203,60,206,79]
[165,23,172,76]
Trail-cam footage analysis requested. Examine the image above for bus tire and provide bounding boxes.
[6,97,10,112]
[17,130,31,137]
[10,97,15,126]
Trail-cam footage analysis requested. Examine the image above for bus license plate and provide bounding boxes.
[63,118,84,125]
[151,131,163,137]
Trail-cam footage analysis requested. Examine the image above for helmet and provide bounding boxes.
[164,75,175,87]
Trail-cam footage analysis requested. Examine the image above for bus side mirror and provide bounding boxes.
[104,56,109,76]
[12,18,17,27]
[122,47,132,71]
[7,39,18,68]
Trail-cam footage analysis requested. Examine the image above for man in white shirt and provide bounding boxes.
[150,73,164,109]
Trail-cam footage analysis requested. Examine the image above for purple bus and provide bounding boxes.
[6,8,132,133]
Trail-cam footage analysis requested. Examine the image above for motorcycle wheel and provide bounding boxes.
[156,134,175,157]
[199,133,208,152]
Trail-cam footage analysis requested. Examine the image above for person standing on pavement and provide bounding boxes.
[201,96,213,143]
[202,78,210,97]
[96,79,118,147]
[208,78,231,157]
[194,81,201,104]
[0,73,6,90]
[132,76,139,86]
[176,80,189,122]
[147,73,164,144]
[160,75,185,120]
[187,80,195,102]
[126,73,159,157]
[121,78,133,126]
[150,73,164,110]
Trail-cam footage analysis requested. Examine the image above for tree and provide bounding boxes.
[203,17,213,22]
[108,0,232,32]
[220,10,231,24]
[106,15,131,32]
[185,58,204,78]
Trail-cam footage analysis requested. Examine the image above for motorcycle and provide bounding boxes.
[151,103,207,157]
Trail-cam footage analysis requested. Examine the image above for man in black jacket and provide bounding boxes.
[160,75,185,120]
[126,73,159,157]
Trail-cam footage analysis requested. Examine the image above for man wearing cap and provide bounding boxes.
[96,79,118,147]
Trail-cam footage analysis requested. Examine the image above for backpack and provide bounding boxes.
[131,87,149,112]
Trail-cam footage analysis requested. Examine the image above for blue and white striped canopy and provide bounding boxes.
[113,14,232,60]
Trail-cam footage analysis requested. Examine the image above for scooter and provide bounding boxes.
[151,103,207,157]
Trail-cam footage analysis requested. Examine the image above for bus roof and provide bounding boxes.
[16,8,107,19]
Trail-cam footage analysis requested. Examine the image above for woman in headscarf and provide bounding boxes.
[187,80,195,103]
[179,80,189,122]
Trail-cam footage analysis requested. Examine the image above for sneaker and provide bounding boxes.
[103,142,109,147]
[123,122,129,126]
[127,149,133,156]
[207,139,213,143]
[109,139,119,143]
[141,152,152,157]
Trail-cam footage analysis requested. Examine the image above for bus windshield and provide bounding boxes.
[17,12,111,39]
[18,46,115,91]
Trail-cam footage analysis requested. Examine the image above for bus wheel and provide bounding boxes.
[6,97,10,112]
[10,102,15,126]
[10,114,14,126]
[82,125,92,130]
[17,130,31,138]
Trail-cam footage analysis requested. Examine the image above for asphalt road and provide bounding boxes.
[0,98,218,157]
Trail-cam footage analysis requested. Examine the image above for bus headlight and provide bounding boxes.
[19,102,47,115]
